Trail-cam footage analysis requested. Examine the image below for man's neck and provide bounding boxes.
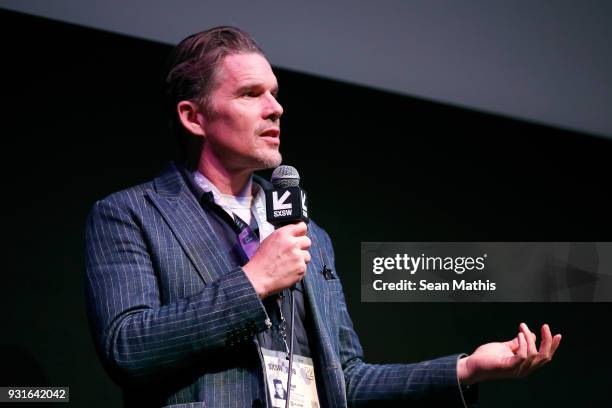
[197,154,253,197]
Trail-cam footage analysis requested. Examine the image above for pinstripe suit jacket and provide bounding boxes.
[85,163,472,407]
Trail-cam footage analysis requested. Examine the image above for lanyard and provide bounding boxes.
[232,213,260,260]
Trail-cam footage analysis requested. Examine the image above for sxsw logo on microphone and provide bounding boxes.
[265,187,309,225]
[272,190,293,217]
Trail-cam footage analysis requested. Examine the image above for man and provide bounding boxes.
[85,26,561,407]
[273,379,287,400]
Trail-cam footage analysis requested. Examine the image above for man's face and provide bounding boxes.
[274,382,283,394]
[200,52,283,172]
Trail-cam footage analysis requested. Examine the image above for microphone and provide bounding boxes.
[265,165,309,227]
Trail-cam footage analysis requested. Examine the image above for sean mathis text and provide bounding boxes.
[372,279,497,291]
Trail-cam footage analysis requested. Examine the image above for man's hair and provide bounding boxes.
[163,26,265,166]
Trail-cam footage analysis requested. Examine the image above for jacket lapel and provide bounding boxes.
[146,163,231,284]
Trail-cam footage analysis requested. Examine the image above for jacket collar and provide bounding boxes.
[147,162,232,283]
[147,162,274,284]
[152,162,273,198]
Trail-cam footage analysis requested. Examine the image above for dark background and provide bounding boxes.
[1,9,611,407]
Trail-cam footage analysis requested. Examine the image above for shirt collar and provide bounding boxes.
[192,170,264,211]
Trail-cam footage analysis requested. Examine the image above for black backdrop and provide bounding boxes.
[1,9,611,407]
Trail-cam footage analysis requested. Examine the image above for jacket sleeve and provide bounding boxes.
[84,196,269,385]
[318,230,477,407]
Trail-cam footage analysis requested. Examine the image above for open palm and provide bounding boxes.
[459,323,562,385]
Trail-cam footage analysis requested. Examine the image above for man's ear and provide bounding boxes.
[177,100,206,137]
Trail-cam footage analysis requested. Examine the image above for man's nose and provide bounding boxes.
[263,92,283,121]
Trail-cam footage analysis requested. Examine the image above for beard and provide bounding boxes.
[201,139,282,173]
[251,149,282,170]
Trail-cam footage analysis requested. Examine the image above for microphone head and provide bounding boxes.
[271,165,300,188]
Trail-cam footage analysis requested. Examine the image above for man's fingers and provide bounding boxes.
[297,235,312,250]
[537,324,553,360]
[550,334,562,358]
[504,332,528,375]
[303,250,312,264]
[531,324,553,369]
[507,324,561,377]
[520,323,537,357]
[287,221,308,236]
[517,332,527,360]
[504,337,520,352]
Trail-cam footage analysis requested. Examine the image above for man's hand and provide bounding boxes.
[243,222,311,298]
[457,323,562,385]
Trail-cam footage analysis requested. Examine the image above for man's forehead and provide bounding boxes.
[218,53,278,88]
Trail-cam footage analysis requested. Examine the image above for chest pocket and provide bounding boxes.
[313,244,343,339]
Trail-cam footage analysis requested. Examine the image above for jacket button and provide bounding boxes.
[252,398,264,408]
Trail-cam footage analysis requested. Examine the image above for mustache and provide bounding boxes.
[256,121,280,134]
